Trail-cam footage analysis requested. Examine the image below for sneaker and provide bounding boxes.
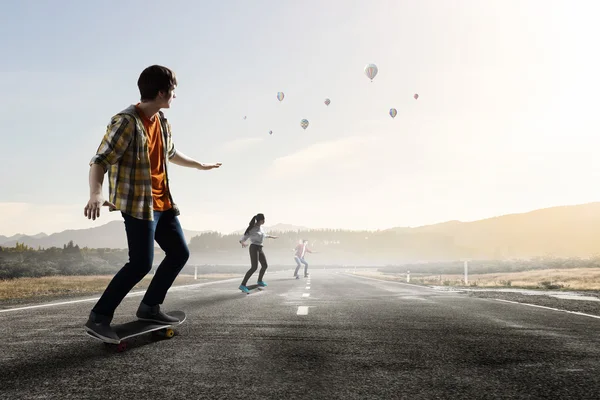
[239,285,250,294]
[257,281,268,287]
[84,311,119,344]
[304,274,309,278]
[136,302,179,324]
[294,275,300,280]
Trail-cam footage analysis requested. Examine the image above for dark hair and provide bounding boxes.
[137,65,178,102]
[244,213,265,236]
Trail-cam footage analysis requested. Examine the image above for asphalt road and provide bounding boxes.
[1,270,599,399]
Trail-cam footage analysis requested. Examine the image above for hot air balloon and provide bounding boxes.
[364,64,378,82]
[277,92,285,102]
[269,130,273,135]
[414,94,419,100]
[324,98,331,106]
[300,119,309,130]
[243,116,247,120]
[389,108,397,118]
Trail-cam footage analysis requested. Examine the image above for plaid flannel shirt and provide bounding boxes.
[89,105,179,221]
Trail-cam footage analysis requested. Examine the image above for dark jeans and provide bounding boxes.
[241,244,268,286]
[92,208,190,319]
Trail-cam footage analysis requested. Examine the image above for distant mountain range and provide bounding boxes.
[0,221,210,250]
[0,232,48,244]
[384,202,600,258]
[0,222,309,250]
[3,202,600,257]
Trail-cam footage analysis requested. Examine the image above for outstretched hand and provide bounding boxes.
[200,163,222,170]
[240,241,248,248]
[84,195,116,220]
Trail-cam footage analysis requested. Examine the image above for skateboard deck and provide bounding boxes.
[86,310,186,352]
[241,284,265,294]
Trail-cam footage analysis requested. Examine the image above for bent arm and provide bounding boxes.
[89,115,135,173]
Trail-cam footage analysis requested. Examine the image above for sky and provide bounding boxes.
[1,0,599,236]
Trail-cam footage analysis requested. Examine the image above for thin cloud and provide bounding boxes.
[264,136,374,179]
[220,137,265,153]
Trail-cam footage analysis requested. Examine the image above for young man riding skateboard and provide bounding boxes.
[83,65,221,343]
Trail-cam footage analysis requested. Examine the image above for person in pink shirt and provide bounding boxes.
[293,239,315,279]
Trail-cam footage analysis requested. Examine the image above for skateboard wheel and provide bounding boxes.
[165,328,175,338]
[117,342,127,352]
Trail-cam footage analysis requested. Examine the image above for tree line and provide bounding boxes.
[2,231,600,279]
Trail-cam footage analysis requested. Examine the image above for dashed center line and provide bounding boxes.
[297,306,309,315]
[297,279,312,316]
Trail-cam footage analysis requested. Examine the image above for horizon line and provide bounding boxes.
[1,200,598,238]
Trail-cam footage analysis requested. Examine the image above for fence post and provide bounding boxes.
[194,266,198,280]
[406,270,410,283]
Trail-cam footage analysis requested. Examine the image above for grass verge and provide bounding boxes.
[0,273,242,302]
[349,268,600,291]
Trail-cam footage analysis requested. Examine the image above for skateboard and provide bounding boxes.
[85,310,186,352]
[241,284,265,294]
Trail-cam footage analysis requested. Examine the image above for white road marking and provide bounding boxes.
[302,293,310,298]
[0,277,243,314]
[306,286,311,289]
[400,296,428,301]
[495,299,600,320]
[297,306,309,315]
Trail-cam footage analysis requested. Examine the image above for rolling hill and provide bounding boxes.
[3,202,600,258]
[386,202,600,258]
[0,221,209,250]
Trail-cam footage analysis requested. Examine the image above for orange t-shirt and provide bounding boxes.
[136,105,172,211]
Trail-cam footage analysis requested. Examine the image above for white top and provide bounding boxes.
[240,225,273,246]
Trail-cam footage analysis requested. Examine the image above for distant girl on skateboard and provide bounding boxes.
[294,239,315,279]
[238,213,278,293]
